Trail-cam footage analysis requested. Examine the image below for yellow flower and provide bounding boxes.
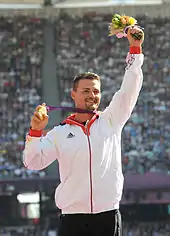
[128,17,137,25]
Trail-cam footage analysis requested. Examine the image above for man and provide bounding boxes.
[23,26,144,236]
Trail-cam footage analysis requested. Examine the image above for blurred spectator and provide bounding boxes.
[124,221,170,236]
[0,16,45,178]
[1,13,170,177]
[0,226,36,236]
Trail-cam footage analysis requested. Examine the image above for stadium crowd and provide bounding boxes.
[123,221,170,236]
[0,226,37,236]
[0,227,56,236]
[0,13,170,178]
[0,16,45,178]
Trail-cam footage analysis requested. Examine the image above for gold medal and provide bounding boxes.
[38,106,47,120]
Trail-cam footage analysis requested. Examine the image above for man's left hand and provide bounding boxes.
[127,26,144,47]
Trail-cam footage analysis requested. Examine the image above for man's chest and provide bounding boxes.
[57,124,116,162]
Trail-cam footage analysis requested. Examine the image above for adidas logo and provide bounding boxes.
[67,132,75,138]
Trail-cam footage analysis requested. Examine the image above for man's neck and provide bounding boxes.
[74,113,94,123]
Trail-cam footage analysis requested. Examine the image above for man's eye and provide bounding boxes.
[83,90,89,93]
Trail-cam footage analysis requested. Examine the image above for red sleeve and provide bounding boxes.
[130,46,142,54]
[29,128,42,137]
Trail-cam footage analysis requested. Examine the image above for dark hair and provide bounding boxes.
[73,72,100,91]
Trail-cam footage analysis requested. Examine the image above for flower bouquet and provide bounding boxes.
[109,14,143,40]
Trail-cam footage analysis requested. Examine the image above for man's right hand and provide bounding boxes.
[30,103,49,131]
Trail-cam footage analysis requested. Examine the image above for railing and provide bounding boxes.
[0,2,169,18]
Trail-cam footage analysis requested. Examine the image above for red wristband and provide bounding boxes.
[29,128,42,137]
[130,46,142,54]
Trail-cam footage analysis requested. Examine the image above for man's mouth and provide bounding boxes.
[86,99,96,104]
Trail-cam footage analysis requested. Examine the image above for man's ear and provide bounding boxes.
[71,90,75,100]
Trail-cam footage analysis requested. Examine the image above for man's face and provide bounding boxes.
[71,79,101,111]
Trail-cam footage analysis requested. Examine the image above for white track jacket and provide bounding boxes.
[23,53,144,214]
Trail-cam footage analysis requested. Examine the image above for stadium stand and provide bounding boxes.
[0,13,170,177]
[0,16,46,178]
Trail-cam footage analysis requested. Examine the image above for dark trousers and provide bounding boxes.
[58,209,122,236]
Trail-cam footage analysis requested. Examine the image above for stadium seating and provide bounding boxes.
[0,16,46,178]
[0,14,170,178]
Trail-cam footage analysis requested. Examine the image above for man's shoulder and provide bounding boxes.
[42,123,68,136]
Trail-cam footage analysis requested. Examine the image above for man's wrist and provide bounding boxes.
[130,46,142,54]
[29,127,42,137]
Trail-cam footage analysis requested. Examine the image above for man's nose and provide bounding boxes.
[89,91,95,98]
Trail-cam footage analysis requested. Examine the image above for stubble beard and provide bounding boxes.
[85,103,98,111]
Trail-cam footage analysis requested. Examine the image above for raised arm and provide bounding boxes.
[23,103,59,170]
[103,26,144,130]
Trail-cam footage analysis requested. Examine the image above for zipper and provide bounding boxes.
[85,120,93,213]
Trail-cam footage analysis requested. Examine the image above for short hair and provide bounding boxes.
[73,72,100,91]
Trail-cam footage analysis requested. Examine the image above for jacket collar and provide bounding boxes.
[61,112,100,135]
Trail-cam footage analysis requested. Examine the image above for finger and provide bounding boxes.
[131,28,142,34]
[129,29,144,39]
[129,25,143,31]
[132,26,141,31]
[34,111,43,120]
[133,29,143,34]
[127,27,135,35]
[43,114,49,121]
[33,113,43,122]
